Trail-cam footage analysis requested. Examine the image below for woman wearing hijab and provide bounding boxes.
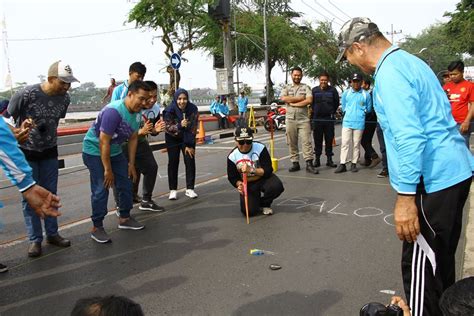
[163,88,199,200]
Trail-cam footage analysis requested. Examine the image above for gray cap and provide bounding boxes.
[335,17,380,63]
[47,60,80,83]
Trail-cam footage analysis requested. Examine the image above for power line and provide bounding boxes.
[301,0,342,27]
[0,28,136,42]
[327,0,351,20]
[312,0,346,23]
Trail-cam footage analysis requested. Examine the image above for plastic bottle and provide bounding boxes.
[250,249,264,256]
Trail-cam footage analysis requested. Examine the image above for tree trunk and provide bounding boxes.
[268,59,276,101]
[167,66,181,96]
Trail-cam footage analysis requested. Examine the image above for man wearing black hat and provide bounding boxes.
[334,73,372,173]
[336,17,473,316]
[227,126,284,217]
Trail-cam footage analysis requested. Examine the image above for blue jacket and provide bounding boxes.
[237,96,248,113]
[341,88,372,130]
[111,81,129,101]
[0,119,36,192]
[163,88,199,147]
[373,46,474,194]
[218,102,230,115]
[210,100,220,114]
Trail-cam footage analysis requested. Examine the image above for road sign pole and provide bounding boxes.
[174,69,177,91]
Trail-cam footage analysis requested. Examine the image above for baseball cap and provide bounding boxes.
[335,17,380,63]
[351,73,363,81]
[47,60,80,83]
[235,126,253,140]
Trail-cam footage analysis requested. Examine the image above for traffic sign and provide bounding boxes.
[170,53,181,70]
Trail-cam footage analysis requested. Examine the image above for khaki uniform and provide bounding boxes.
[281,83,314,162]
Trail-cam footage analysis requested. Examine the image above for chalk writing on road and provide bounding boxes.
[276,197,395,226]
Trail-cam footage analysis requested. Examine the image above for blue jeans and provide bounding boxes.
[22,158,59,242]
[82,153,132,228]
[457,123,471,148]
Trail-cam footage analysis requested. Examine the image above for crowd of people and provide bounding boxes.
[0,15,473,316]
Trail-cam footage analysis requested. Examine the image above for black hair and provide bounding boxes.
[439,277,474,316]
[319,71,330,79]
[128,80,152,93]
[71,295,144,316]
[144,80,158,91]
[129,62,147,76]
[362,77,372,87]
[447,60,464,73]
[291,66,303,74]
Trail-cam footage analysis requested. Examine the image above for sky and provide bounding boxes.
[0,0,459,91]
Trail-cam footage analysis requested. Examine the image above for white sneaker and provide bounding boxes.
[262,207,273,215]
[185,189,198,199]
[169,190,177,200]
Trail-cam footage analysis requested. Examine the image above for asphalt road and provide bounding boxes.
[0,127,468,315]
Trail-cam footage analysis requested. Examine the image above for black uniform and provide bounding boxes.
[311,85,339,158]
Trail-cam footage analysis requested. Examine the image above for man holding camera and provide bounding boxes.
[336,18,473,316]
[227,126,284,217]
[7,60,78,257]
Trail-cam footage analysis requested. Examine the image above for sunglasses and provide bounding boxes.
[237,139,253,145]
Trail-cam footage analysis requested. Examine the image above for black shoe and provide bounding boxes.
[326,157,337,168]
[351,163,358,172]
[289,162,300,172]
[47,235,71,247]
[306,160,319,174]
[313,156,321,167]
[139,200,165,212]
[334,164,347,173]
[28,242,42,257]
[0,263,8,273]
[377,168,389,178]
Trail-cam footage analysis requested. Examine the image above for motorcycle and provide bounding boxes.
[264,104,286,131]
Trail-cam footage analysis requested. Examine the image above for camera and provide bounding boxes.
[360,302,404,316]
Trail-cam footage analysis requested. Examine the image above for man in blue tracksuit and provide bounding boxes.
[335,73,371,173]
[336,17,473,316]
[237,91,248,118]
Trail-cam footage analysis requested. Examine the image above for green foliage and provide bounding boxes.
[400,23,463,75]
[443,0,473,55]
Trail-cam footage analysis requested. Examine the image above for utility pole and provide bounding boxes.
[385,24,402,44]
[223,19,235,108]
[263,0,270,105]
[233,1,240,95]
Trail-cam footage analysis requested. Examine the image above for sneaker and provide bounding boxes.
[262,207,273,215]
[118,217,145,230]
[334,164,347,173]
[0,263,8,273]
[368,156,382,169]
[91,227,111,243]
[351,163,358,172]
[185,189,198,199]
[288,162,300,172]
[169,190,177,200]
[377,168,389,178]
[139,200,165,212]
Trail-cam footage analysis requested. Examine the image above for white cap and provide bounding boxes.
[47,60,79,83]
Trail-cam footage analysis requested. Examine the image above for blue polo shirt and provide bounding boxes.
[111,81,129,101]
[341,88,371,130]
[373,46,473,194]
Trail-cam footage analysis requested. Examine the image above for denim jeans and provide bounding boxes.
[457,123,471,148]
[82,152,132,228]
[22,158,59,242]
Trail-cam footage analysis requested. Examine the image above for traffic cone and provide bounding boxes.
[196,120,205,144]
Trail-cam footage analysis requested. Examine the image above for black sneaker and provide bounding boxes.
[289,162,300,172]
[351,163,358,172]
[91,227,111,243]
[334,164,347,173]
[139,200,165,212]
[377,168,389,178]
[0,263,8,273]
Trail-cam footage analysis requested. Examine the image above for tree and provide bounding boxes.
[443,0,473,55]
[400,23,462,75]
[197,2,309,100]
[128,0,212,95]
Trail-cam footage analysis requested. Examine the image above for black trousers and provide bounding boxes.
[361,120,378,160]
[376,124,387,169]
[239,174,284,217]
[401,177,471,316]
[312,116,335,157]
[165,134,196,190]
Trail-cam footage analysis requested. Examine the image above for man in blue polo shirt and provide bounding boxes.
[336,17,473,316]
[112,62,146,102]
